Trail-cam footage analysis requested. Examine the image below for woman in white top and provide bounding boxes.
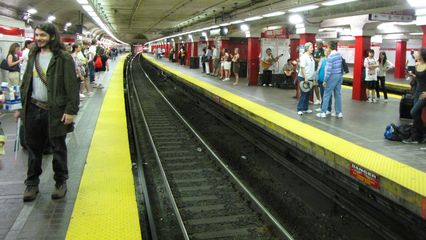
[406,50,416,74]
[364,49,379,102]
[296,42,316,115]
[376,52,394,102]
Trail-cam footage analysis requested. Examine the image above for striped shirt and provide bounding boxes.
[324,50,342,82]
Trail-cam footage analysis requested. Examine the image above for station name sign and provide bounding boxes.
[261,28,288,38]
[368,14,414,22]
[316,31,339,39]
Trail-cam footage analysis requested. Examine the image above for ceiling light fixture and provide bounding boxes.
[322,0,357,6]
[240,24,249,31]
[47,15,56,22]
[244,16,263,21]
[27,8,37,14]
[289,14,303,24]
[76,0,89,4]
[220,23,231,27]
[407,0,426,8]
[409,32,423,35]
[65,22,72,27]
[415,8,426,16]
[230,20,244,24]
[262,11,285,17]
[288,5,319,13]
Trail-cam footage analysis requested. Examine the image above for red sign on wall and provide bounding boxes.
[349,163,380,189]
[0,25,24,36]
[261,28,288,38]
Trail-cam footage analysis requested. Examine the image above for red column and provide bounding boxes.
[247,37,260,86]
[394,40,407,79]
[186,42,192,66]
[290,38,300,98]
[175,42,179,62]
[422,26,426,47]
[352,36,370,101]
[221,39,230,52]
[193,42,198,57]
[299,33,316,45]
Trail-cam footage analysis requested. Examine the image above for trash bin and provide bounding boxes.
[190,57,199,69]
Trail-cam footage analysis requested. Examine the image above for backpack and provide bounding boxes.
[384,123,411,141]
[342,57,349,74]
[94,56,103,69]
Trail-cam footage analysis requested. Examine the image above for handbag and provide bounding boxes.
[0,58,19,72]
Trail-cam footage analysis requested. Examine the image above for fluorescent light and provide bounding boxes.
[240,24,249,31]
[230,20,244,24]
[288,5,319,13]
[88,11,97,17]
[82,5,94,12]
[27,8,37,14]
[219,22,231,26]
[263,11,285,17]
[47,15,56,22]
[295,23,305,29]
[244,16,263,21]
[415,8,426,16]
[289,14,303,24]
[409,32,423,35]
[201,32,207,37]
[322,0,357,6]
[407,0,426,8]
[77,0,89,4]
[65,22,72,27]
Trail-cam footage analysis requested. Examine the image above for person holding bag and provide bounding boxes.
[2,43,23,86]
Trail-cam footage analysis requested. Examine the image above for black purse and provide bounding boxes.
[0,58,19,72]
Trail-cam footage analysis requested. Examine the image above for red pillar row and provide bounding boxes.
[394,40,407,79]
[299,33,316,46]
[186,42,192,66]
[247,37,260,86]
[422,26,426,47]
[352,36,370,101]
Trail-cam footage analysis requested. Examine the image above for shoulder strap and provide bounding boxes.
[35,54,48,87]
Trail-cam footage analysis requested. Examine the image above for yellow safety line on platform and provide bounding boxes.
[144,54,426,198]
[341,85,401,99]
[66,56,142,240]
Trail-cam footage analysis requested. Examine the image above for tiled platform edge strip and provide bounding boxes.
[144,54,426,219]
[66,56,142,239]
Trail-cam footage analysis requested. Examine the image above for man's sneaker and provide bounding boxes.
[297,111,303,115]
[325,111,331,115]
[51,183,67,199]
[402,137,419,144]
[315,108,322,112]
[384,99,388,103]
[331,112,336,117]
[23,185,39,202]
[316,112,326,118]
[268,84,273,87]
[97,84,104,89]
[304,109,313,113]
[367,98,372,103]
[337,112,343,118]
[372,98,377,103]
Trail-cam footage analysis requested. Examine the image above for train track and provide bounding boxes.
[126,55,292,240]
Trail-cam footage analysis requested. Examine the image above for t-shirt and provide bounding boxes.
[32,52,52,102]
[88,45,96,62]
[407,55,416,67]
[377,60,394,77]
[20,48,30,80]
[298,53,315,80]
[364,57,377,81]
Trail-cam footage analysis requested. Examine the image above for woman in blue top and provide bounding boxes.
[316,48,332,114]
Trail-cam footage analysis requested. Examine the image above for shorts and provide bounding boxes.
[224,61,231,70]
[365,80,377,90]
[213,59,220,69]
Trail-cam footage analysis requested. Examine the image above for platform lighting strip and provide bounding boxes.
[144,0,357,45]
[321,0,357,6]
[75,0,126,44]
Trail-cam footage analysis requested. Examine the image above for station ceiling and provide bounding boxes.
[0,0,417,44]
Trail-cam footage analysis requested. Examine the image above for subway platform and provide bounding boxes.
[143,53,426,220]
[0,56,141,240]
